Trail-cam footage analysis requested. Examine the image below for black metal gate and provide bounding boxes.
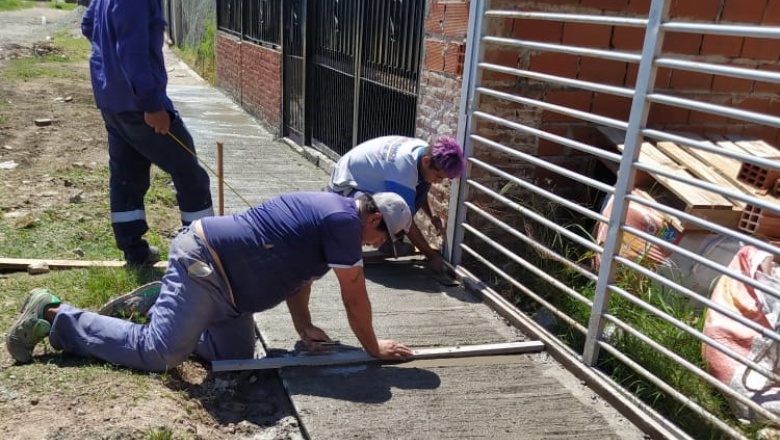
[282,0,424,158]
[282,0,307,144]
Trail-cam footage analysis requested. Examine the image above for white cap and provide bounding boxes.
[372,192,413,240]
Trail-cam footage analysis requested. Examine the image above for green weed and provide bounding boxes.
[0,0,77,11]
[145,426,174,440]
[176,15,216,84]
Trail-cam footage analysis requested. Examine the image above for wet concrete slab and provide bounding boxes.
[164,54,650,439]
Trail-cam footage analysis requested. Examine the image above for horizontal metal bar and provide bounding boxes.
[662,22,780,39]
[482,36,641,63]
[654,57,780,84]
[625,194,777,255]
[475,88,628,133]
[480,62,635,97]
[465,201,598,282]
[596,341,750,439]
[455,264,693,440]
[470,107,623,164]
[459,242,591,332]
[468,152,608,224]
[470,133,616,195]
[630,160,780,211]
[641,129,780,172]
[466,179,603,254]
[621,223,780,303]
[647,93,780,128]
[484,10,648,27]
[601,312,778,430]
[613,255,780,350]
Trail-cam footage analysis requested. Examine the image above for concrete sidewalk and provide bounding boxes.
[164,56,649,439]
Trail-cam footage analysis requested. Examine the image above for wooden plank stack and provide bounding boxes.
[597,128,780,238]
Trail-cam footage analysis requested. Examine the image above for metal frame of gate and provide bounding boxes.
[450,0,780,438]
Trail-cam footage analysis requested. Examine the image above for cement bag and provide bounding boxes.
[702,246,780,422]
[594,189,683,269]
[658,233,743,299]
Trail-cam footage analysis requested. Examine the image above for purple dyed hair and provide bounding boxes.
[431,136,465,178]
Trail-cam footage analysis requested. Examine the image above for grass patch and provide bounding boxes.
[1,30,91,81]
[0,0,77,11]
[176,16,216,84]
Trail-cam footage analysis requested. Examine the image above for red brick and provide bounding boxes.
[733,96,772,114]
[537,126,567,156]
[662,33,703,56]
[426,3,446,34]
[591,93,632,120]
[563,22,612,48]
[529,52,579,78]
[623,63,671,89]
[425,40,446,72]
[765,0,780,24]
[647,103,691,125]
[669,70,714,90]
[742,125,780,143]
[578,58,627,85]
[484,48,520,67]
[580,0,630,11]
[754,64,780,93]
[741,38,780,60]
[513,19,563,44]
[721,0,767,23]
[627,0,651,15]
[712,75,755,93]
[701,35,744,58]
[542,90,594,122]
[443,3,470,38]
[612,26,644,51]
[670,0,721,21]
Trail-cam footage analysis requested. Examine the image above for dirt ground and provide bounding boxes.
[0,7,302,440]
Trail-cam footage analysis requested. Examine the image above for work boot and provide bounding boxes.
[6,288,61,364]
[98,282,162,319]
[127,245,160,267]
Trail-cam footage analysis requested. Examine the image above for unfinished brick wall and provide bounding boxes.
[215,33,282,134]
[418,0,471,230]
[478,0,780,199]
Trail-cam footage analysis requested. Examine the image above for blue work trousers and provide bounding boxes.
[48,228,255,372]
[101,110,213,263]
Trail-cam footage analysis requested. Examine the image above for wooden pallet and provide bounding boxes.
[598,128,739,229]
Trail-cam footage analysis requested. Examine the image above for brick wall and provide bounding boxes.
[478,0,780,198]
[215,32,282,133]
[419,0,471,232]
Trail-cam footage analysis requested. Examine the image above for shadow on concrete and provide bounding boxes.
[284,363,441,404]
[363,263,443,293]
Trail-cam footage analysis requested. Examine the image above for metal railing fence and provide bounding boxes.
[450,0,780,438]
[217,0,281,45]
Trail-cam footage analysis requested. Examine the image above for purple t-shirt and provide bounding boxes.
[200,192,363,313]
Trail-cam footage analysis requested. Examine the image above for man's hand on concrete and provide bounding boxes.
[144,110,170,134]
[376,339,413,360]
[299,325,334,352]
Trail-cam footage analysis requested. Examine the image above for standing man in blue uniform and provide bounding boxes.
[81,0,214,265]
[7,192,414,371]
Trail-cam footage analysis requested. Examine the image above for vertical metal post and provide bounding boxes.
[351,0,366,148]
[581,0,670,365]
[302,0,310,146]
[217,141,225,216]
[447,0,486,265]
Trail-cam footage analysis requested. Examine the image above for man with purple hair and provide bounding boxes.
[329,135,466,273]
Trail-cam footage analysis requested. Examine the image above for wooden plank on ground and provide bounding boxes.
[726,135,780,160]
[673,133,746,183]
[656,141,749,208]
[0,257,168,271]
[212,341,545,372]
